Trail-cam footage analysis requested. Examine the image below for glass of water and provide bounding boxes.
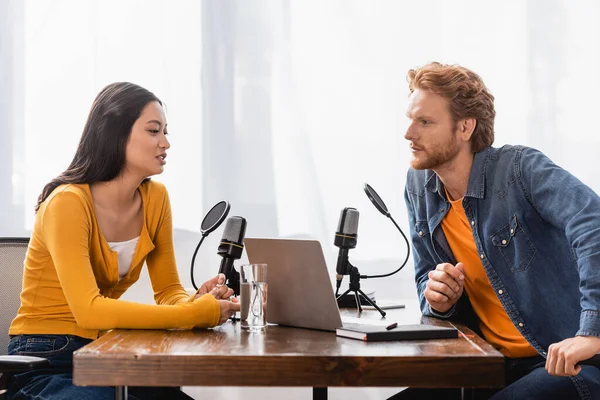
[240,263,268,333]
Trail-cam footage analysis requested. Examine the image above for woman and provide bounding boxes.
[7,82,239,399]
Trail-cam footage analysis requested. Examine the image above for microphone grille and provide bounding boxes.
[222,216,246,243]
[337,208,359,235]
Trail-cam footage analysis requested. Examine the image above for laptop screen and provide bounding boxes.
[244,238,344,331]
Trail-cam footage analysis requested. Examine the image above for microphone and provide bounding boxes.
[217,216,247,296]
[333,207,383,315]
[334,207,359,295]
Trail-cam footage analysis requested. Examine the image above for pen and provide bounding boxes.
[386,322,398,330]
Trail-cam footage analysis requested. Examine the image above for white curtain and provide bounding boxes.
[2,0,600,398]
[201,0,600,299]
[1,0,599,296]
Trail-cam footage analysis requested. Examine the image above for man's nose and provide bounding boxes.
[404,122,417,141]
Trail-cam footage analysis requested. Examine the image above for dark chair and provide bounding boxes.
[0,238,50,398]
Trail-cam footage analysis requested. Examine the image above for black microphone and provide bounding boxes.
[334,207,359,295]
[217,216,247,296]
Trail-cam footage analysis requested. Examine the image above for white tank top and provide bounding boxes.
[107,236,140,280]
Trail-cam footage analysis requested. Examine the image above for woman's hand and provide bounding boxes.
[194,273,234,300]
[193,273,240,325]
[217,297,241,325]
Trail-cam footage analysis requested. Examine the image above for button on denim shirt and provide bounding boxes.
[404,145,600,356]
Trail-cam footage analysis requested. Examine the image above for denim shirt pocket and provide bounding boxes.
[490,215,537,272]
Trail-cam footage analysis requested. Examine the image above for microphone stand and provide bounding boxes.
[221,267,241,322]
[229,272,241,323]
[227,269,241,297]
[336,261,386,317]
[230,271,241,322]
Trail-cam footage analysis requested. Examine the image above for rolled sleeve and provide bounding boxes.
[577,310,600,337]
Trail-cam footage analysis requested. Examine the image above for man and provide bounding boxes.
[401,62,600,399]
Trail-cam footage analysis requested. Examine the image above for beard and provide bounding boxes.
[410,129,459,170]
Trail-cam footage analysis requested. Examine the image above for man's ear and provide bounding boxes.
[459,118,476,142]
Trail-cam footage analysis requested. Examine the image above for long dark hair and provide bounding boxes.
[35,82,162,212]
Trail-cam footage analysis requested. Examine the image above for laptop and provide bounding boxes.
[244,238,460,341]
[244,238,344,331]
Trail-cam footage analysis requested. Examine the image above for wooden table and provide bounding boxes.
[73,302,504,399]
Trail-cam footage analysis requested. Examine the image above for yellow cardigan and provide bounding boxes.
[9,180,220,339]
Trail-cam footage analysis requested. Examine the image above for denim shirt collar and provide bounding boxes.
[424,147,490,200]
[465,148,489,199]
[424,170,442,197]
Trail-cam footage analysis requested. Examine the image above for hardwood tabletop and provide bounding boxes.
[73,301,504,388]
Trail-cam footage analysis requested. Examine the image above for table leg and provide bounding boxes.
[461,387,474,400]
[115,386,128,400]
[313,387,327,400]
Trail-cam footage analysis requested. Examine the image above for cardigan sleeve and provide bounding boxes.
[145,185,194,305]
[42,190,220,330]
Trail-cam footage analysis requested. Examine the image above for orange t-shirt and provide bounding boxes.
[441,193,537,358]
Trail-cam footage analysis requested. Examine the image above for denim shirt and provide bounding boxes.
[404,145,600,357]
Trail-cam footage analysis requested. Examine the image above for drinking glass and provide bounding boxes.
[240,263,268,332]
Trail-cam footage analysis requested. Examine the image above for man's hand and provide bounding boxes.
[424,262,465,314]
[545,336,600,376]
[195,273,234,300]
[217,298,241,325]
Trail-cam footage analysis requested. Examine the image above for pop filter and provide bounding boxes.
[362,183,410,279]
[191,201,231,290]
[201,201,231,235]
[364,183,390,217]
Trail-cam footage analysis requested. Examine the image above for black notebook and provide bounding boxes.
[336,323,458,342]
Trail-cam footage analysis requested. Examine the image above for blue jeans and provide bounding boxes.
[7,334,194,400]
[489,356,600,400]
[389,355,600,400]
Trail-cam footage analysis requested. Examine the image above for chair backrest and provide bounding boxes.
[0,238,29,355]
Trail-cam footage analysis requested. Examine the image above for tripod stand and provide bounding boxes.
[336,263,386,317]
